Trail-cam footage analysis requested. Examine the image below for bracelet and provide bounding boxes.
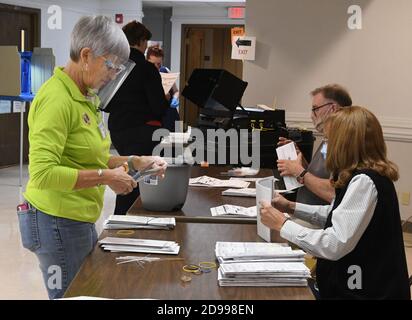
[282,216,291,227]
[97,169,104,187]
[297,169,308,184]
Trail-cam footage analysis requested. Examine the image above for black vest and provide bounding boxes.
[316,169,410,300]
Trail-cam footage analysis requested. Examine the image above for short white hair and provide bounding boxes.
[70,15,130,64]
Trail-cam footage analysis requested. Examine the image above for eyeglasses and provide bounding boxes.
[100,57,126,75]
[311,102,334,114]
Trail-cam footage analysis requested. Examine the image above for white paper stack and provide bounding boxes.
[218,263,310,287]
[276,143,303,191]
[189,176,250,188]
[161,127,191,145]
[99,237,180,255]
[222,188,256,197]
[210,205,257,218]
[215,242,310,287]
[104,215,175,230]
[223,167,260,177]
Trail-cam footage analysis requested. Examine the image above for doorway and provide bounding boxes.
[0,3,40,167]
[180,25,244,127]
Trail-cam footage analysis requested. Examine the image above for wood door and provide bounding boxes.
[180,25,243,127]
[181,28,205,127]
[0,4,40,167]
[211,28,243,79]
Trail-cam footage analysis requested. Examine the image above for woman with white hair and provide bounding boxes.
[17,15,167,299]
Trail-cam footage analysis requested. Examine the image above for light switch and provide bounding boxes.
[400,192,410,206]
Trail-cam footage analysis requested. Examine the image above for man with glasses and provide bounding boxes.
[277,84,353,205]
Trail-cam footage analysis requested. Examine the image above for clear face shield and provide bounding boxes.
[97,59,136,110]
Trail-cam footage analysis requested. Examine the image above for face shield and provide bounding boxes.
[97,59,135,111]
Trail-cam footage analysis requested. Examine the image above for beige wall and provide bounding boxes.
[244,0,412,219]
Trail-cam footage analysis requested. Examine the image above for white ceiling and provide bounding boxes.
[143,0,245,8]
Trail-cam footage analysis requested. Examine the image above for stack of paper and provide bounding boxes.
[210,205,257,218]
[215,242,310,287]
[161,127,191,145]
[104,215,175,230]
[218,262,310,287]
[222,167,260,177]
[276,143,303,191]
[99,237,180,255]
[256,177,274,242]
[160,72,180,94]
[189,176,250,188]
[222,188,256,197]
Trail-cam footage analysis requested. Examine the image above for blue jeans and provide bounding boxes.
[17,204,97,299]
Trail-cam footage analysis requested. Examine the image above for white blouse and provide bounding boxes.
[280,174,378,261]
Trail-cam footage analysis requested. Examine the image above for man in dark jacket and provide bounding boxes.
[105,21,169,214]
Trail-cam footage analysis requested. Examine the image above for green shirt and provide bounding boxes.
[24,67,111,223]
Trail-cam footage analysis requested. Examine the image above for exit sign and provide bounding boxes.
[228,7,245,19]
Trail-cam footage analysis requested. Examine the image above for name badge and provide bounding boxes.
[98,121,107,139]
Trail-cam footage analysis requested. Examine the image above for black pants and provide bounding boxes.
[110,125,159,215]
[162,107,180,132]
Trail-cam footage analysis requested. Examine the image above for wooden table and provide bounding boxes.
[64,223,314,300]
[128,166,275,224]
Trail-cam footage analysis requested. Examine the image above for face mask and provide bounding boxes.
[313,106,334,133]
[314,118,325,132]
[86,88,101,109]
[320,142,328,160]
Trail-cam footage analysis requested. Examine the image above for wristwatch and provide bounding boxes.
[297,169,308,184]
[128,155,136,173]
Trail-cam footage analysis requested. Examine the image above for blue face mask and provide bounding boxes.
[321,142,328,160]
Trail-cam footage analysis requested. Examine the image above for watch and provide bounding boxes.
[297,169,308,184]
[128,155,136,173]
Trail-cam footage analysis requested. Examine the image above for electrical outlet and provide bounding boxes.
[400,192,410,206]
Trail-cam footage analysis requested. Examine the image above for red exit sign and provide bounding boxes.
[228,7,245,19]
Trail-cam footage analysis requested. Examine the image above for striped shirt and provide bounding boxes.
[280,174,378,261]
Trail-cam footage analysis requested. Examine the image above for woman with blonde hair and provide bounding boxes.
[260,106,410,299]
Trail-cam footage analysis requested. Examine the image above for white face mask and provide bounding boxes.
[312,106,335,133]
[314,117,325,132]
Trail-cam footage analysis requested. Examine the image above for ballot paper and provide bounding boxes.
[221,167,260,177]
[229,177,270,182]
[189,176,250,189]
[218,263,310,287]
[161,72,179,94]
[222,188,256,197]
[210,205,257,218]
[256,177,274,242]
[99,237,180,255]
[215,241,310,287]
[276,142,303,191]
[215,242,305,264]
[103,215,175,230]
[222,186,291,198]
[161,127,192,145]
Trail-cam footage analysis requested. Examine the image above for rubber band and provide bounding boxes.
[183,264,201,273]
[199,261,217,269]
[116,230,135,236]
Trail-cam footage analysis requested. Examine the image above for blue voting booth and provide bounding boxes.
[0,45,54,199]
